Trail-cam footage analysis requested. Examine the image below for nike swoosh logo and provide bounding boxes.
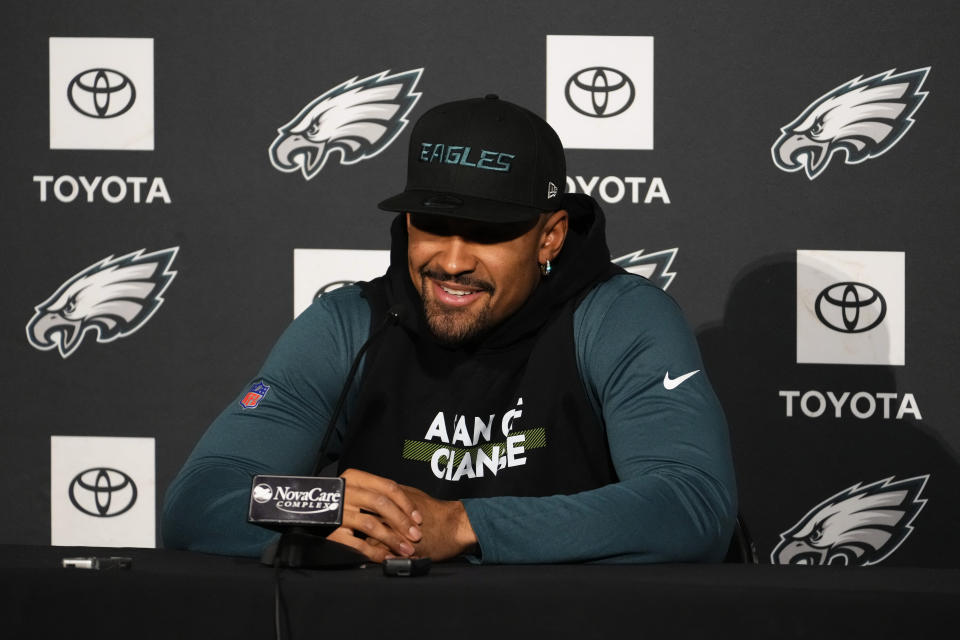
[663,369,700,390]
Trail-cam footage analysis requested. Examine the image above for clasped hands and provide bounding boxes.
[327,468,477,562]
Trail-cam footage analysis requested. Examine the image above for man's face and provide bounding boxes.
[406,211,566,346]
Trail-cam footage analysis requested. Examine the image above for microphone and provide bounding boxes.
[250,304,405,569]
[313,304,403,474]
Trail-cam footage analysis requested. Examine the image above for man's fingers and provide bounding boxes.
[343,469,422,520]
[349,486,422,541]
[336,469,424,555]
[327,527,391,563]
[400,484,428,523]
[341,469,423,525]
[341,476,423,541]
[341,510,416,558]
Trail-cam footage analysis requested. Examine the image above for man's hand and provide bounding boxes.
[327,468,424,562]
[400,484,478,561]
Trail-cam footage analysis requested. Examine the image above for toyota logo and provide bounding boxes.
[564,67,635,118]
[68,467,138,517]
[67,68,137,119]
[815,282,887,333]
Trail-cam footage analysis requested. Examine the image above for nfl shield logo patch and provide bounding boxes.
[240,381,270,409]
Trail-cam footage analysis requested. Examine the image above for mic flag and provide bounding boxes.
[248,475,344,534]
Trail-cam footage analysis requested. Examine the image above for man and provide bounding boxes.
[162,95,736,563]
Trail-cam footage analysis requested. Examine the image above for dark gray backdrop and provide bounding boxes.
[2,0,958,566]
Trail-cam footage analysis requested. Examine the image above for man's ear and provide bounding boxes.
[539,209,568,263]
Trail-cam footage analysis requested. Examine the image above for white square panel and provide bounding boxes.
[50,37,154,150]
[293,249,390,318]
[546,35,654,150]
[797,250,905,365]
[51,436,156,547]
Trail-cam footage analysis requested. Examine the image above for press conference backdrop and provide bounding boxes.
[3,0,959,567]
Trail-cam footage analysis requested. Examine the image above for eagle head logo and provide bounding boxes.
[26,248,178,358]
[612,248,678,290]
[269,68,423,180]
[771,475,928,566]
[772,68,929,179]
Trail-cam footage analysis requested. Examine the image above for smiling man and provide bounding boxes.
[407,211,563,345]
[162,95,737,564]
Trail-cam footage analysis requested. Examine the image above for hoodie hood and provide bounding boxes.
[379,193,622,351]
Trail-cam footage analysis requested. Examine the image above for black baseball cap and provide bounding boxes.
[378,95,566,223]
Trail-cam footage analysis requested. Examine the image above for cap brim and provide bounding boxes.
[378,190,546,223]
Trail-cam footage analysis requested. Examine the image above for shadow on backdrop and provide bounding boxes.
[697,254,960,567]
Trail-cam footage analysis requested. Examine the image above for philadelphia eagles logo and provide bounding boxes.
[612,248,677,290]
[26,248,178,358]
[772,68,929,179]
[269,68,423,180]
[771,475,928,566]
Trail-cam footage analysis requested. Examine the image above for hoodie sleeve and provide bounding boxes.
[160,287,370,556]
[461,274,737,563]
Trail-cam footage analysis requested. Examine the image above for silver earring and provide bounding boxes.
[539,260,552,277]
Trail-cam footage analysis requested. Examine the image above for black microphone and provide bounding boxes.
[250,304,405,569]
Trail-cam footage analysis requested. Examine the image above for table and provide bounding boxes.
[2,544,957,639]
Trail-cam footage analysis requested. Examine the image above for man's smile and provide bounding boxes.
[405,210,556,347]
[430,278,488,307]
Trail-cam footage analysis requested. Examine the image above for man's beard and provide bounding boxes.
[418,269,495,347]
